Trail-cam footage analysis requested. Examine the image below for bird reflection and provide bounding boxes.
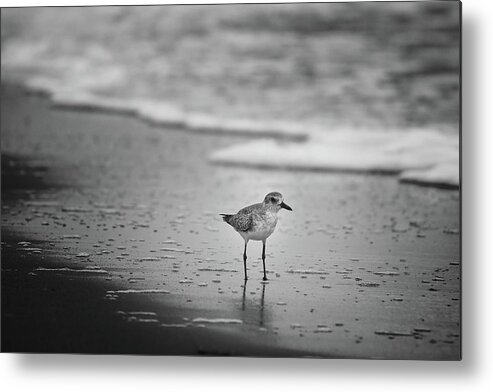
[260,283,266,327]
[242,282,247,311]
[241,280,267,327]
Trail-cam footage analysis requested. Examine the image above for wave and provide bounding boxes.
[210,129,459,188]
[5,73,458,189]
[20,75,460,189]
[22,76,307,141]
[2,4,459,191]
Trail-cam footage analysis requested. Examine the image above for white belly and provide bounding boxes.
[243,212,278,241]
[247,227,275,241]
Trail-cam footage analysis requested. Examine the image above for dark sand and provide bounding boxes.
[1,84,460,358]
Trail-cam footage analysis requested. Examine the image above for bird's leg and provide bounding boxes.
[262,240,267,281]
[243,241,248,281]
[242,280,247,311]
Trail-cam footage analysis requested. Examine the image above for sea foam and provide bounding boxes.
[23,76,307,140]
[12,72,459,189]
[210,129,459,188]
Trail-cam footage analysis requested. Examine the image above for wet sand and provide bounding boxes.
[1,84,460,359]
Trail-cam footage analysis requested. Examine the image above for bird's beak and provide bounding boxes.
[280,201,292,211]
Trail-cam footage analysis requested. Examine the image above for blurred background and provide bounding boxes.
[1,2,459,130]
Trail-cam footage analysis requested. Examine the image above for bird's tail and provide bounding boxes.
[220,214,232,223]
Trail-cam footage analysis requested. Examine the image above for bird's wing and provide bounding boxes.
[229,212,253,232]
[237,202,261,215]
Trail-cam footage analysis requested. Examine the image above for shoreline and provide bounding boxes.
[1,84,460,359]
[5,78,459,190]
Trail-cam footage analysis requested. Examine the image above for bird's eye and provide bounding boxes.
[270,197,276,203]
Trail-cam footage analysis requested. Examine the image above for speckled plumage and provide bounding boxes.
[220,192,292,281]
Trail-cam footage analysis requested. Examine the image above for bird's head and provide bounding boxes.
[263,192,292,212]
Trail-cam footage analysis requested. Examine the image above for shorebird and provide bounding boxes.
[221,192,292,281]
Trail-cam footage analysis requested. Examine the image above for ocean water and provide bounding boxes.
[0,2,460,187]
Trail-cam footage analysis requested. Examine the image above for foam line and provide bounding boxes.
[210,129,459,188]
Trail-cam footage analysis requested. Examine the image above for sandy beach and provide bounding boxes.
[1,84,460,358]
